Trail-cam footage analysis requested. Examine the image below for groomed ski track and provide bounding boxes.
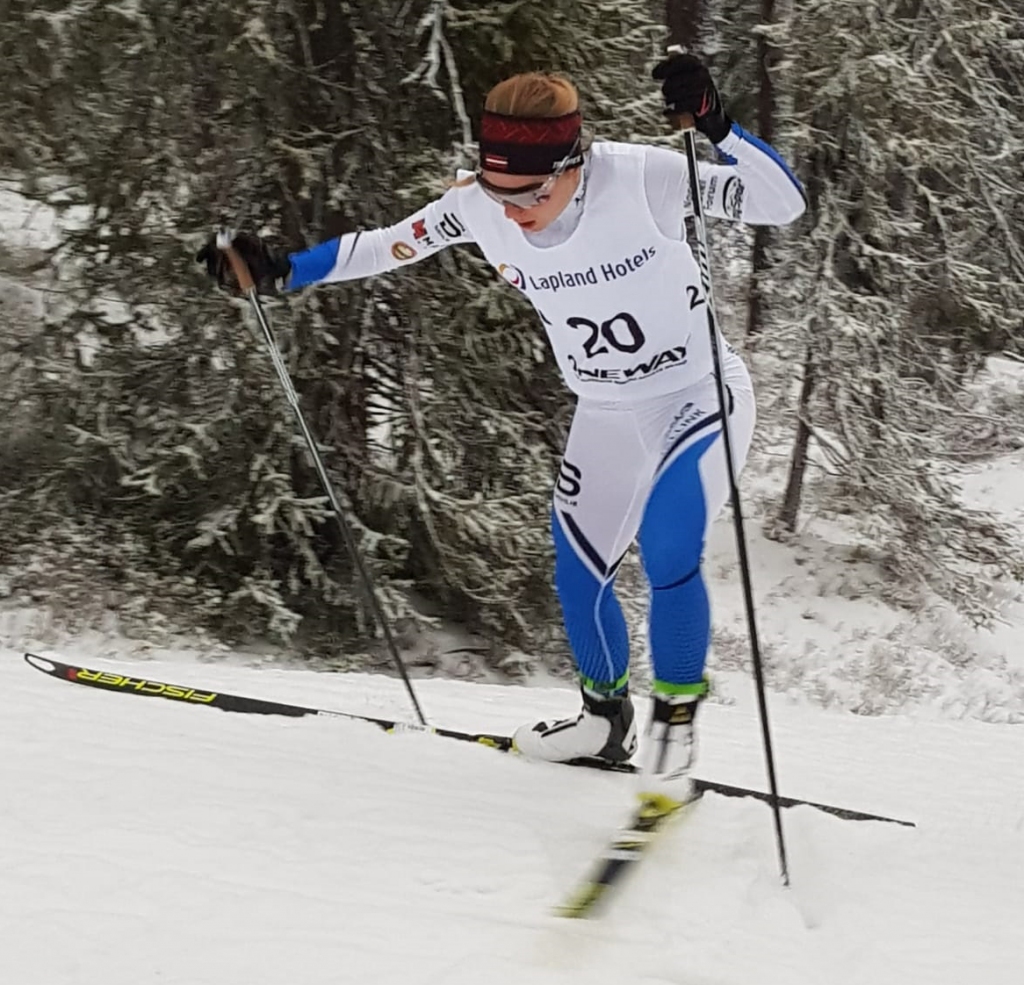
[2,648,1021,985]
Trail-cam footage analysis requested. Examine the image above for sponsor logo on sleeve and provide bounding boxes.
[436,212,466,241]
[412,219,431,241]
[411,218,438,248]
[702,175,718,211]
[391,241,417,261]
[723,176,745,219]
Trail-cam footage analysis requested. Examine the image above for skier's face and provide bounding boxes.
[478,166,582,234]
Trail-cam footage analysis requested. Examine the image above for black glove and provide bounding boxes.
[196,231,292,294]
[652,53,732,144]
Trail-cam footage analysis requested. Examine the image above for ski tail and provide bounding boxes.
[691,778,915,827]
[25,652,316,717]
[21,653,621,771]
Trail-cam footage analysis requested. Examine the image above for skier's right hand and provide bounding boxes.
[652,53,732,144]
[196,231,293,294]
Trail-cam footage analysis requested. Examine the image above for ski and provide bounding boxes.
[23,652,628,772]
[24,653,914,827]
[555,791,700,918]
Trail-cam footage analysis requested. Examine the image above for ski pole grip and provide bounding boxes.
[215,231,256,293]
[670,112,696,133]
[664,44,696,133]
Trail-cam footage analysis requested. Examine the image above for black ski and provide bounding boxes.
[24,653,914,827]
[23,652,625,771]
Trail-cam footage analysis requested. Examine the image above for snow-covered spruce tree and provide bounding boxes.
[697,0,785,341]
[770,0,1024,621]
[0,0,669,662]
[0,1,62,171]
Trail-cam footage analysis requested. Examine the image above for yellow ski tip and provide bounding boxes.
[554,882,607,918]
[635,791,687,815]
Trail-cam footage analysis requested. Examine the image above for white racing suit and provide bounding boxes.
[287,125,805,693]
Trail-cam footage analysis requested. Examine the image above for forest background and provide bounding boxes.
[0,0,1021,707]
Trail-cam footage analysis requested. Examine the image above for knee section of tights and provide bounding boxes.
[552,512,629,690]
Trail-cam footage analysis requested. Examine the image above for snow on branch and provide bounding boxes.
[404,0,473,155]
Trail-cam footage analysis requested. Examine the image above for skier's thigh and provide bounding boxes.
[553,401,655,572]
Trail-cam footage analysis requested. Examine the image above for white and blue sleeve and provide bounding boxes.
[642,126,806,234]
[287,186,475,290]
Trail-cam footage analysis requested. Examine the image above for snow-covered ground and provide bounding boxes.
[702,450,1024,723]
[2,649,1022,985]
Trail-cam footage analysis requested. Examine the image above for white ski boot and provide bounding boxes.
[637,692,702,807]
[512,688,638,764]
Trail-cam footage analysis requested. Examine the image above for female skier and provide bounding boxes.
[199,54,806,802]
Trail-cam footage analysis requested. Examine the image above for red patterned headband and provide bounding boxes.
[479,111,583,175]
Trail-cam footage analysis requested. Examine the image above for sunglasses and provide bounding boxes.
[476,141,582,209]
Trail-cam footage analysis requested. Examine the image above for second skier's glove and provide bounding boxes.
[651,53,733,144]
[196,231,292,295]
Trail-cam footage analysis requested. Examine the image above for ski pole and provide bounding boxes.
[216,233,427,726]
[666,46,790,884]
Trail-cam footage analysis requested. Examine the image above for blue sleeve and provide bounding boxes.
[288,238,344,290]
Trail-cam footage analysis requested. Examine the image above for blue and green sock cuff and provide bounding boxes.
[580,673,711,701]
[652,676,710,699]
[580,670,630,700]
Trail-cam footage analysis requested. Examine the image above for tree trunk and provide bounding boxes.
[747,0,776,339]
[666,0,705,48]
[775,340,816,534]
